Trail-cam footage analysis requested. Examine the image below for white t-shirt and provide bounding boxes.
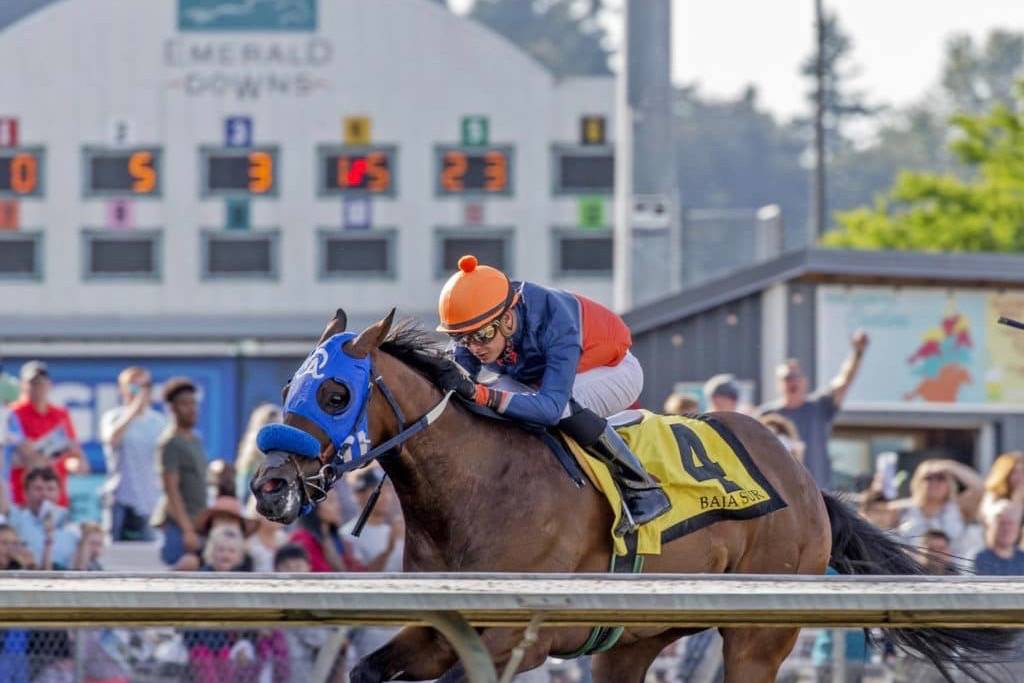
[341,520,403,572]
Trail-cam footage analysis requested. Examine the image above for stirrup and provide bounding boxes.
[614,503,638,536]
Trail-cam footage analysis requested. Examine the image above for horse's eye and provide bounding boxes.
[317,380,350,415]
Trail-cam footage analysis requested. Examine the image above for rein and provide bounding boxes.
[297,366,454,517]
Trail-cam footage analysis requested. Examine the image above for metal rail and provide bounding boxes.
[2,572,1022,683]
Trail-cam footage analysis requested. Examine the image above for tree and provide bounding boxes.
[824,86,1024,252]
[673,85,809,247]
[942,31,1024,115]
[466,0,612,77]
[797,11,881,156]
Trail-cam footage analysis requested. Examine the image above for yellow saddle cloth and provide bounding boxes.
[565,410,786,557]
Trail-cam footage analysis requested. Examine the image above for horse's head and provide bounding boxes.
[251,308,394,524]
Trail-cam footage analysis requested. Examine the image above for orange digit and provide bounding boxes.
[484,150,506,192]
[367,152,389,192]
[10,153,36,194]
[129,151,156,194]
[248,151,273,194]
[441,151,466,192]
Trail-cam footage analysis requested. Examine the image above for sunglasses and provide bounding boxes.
[451,320,502,346]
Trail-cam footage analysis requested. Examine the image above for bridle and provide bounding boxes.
[294,361,454,512]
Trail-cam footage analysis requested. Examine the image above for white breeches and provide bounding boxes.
[486,351,644,419]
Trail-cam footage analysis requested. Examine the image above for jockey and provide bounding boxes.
[435,255,671,532]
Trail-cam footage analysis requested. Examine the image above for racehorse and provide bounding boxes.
[251,309,1011,683]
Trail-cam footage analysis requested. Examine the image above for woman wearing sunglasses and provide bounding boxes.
[435,255,670,532]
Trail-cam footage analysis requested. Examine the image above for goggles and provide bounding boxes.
[450,319,502,346]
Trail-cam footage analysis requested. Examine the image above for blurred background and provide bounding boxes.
[3,0,1024,681]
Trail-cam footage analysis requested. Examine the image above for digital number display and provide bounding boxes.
[317,145,396,196]
[83,147,161,197]
[553,146,614,194]
[200,146,278,198]
[435,145,513,196]
[0,148,44,198]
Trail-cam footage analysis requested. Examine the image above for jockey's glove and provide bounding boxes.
[436,362,477,402]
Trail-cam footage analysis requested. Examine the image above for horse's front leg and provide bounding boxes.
[349,626,456,683]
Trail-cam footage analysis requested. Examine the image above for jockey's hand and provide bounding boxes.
[436,363,476,401]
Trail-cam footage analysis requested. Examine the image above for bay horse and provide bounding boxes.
[251,309,1011,683]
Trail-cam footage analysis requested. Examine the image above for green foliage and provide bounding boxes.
[467,0,612,77]
[825,88,1024,252]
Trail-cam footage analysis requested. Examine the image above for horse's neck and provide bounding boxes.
[369,352,478,526]
[367,351,538,566]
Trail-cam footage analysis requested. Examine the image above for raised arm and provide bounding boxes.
[829,330,870,406]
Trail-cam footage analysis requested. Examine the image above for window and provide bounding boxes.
[0,231,42,280]
[551,144,614,195]
[202,229,279,280]
[82,229,161,280]
[553,229,613,277]
[318,228,397,279]
[434,228,514,278]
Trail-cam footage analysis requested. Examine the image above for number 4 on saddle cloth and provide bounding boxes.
[565,410,787,558]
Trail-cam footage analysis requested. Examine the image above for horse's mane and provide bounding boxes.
[379,319,452,385]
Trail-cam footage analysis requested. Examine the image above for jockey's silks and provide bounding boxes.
[454,281,632,426]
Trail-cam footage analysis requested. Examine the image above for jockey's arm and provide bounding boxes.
[488,338,581,426]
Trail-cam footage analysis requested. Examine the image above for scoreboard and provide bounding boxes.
[435,145,513,196]
[82,147,161,198]
[0,148,44,197]
[200,146,279,198]
[317,145,396,197]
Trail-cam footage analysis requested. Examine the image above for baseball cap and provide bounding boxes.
[703,373,739,401]
[19,360,49,382]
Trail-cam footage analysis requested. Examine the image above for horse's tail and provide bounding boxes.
[822,491,1015,682]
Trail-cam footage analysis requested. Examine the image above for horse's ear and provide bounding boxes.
[317,309,348,346]
[344,309,395,359]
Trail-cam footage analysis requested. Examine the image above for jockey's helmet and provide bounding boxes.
[437,255,516,334]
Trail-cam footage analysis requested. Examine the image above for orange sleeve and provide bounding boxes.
[576,295,632,373]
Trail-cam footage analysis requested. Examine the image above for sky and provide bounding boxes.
[671,0,1024,121]
[451,0,1024,123]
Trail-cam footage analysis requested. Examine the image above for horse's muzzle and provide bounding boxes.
[251,451,304,524]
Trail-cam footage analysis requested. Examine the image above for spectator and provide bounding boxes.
[858,488,899,530]
[974,500,1024,575]
[978,451,1024,525]
[274,545,341,683]
[152,378,208,567]
[917,529,958,576]
[0,468,77,568]
[65,522,105,571]
[100,366,165,542]
[0,524,29,570]
[342,471,405,670]
[703,374,740,412]
[7,361,88,508]
[662,392,699,416]
[247,505,286,573]
[200,526,248,573]
[758,413,805,463]
[342,470,403,572]
[207,459,237,499]
[898,459,984,559]
[289,490,361,573]
[758,331,869,489]
[234,404,282,507]
[194,496,258,539]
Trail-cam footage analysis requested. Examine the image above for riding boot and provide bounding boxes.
[586,423,672,535]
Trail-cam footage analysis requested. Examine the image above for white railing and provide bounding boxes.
[1,572,1022,683]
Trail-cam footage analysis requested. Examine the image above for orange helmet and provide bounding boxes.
[437,255,516,334]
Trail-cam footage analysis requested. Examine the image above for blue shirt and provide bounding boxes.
[454,282,583,426]
[7,503,78,567]
[974,548,1024,576]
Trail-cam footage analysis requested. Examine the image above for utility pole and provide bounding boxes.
[612,1,633,312]
[614,0,678,311]
[813,0,827,240]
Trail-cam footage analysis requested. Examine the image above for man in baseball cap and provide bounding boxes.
[703,373,740,412]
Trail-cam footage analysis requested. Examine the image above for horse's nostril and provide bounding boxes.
[261,478,286,495]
